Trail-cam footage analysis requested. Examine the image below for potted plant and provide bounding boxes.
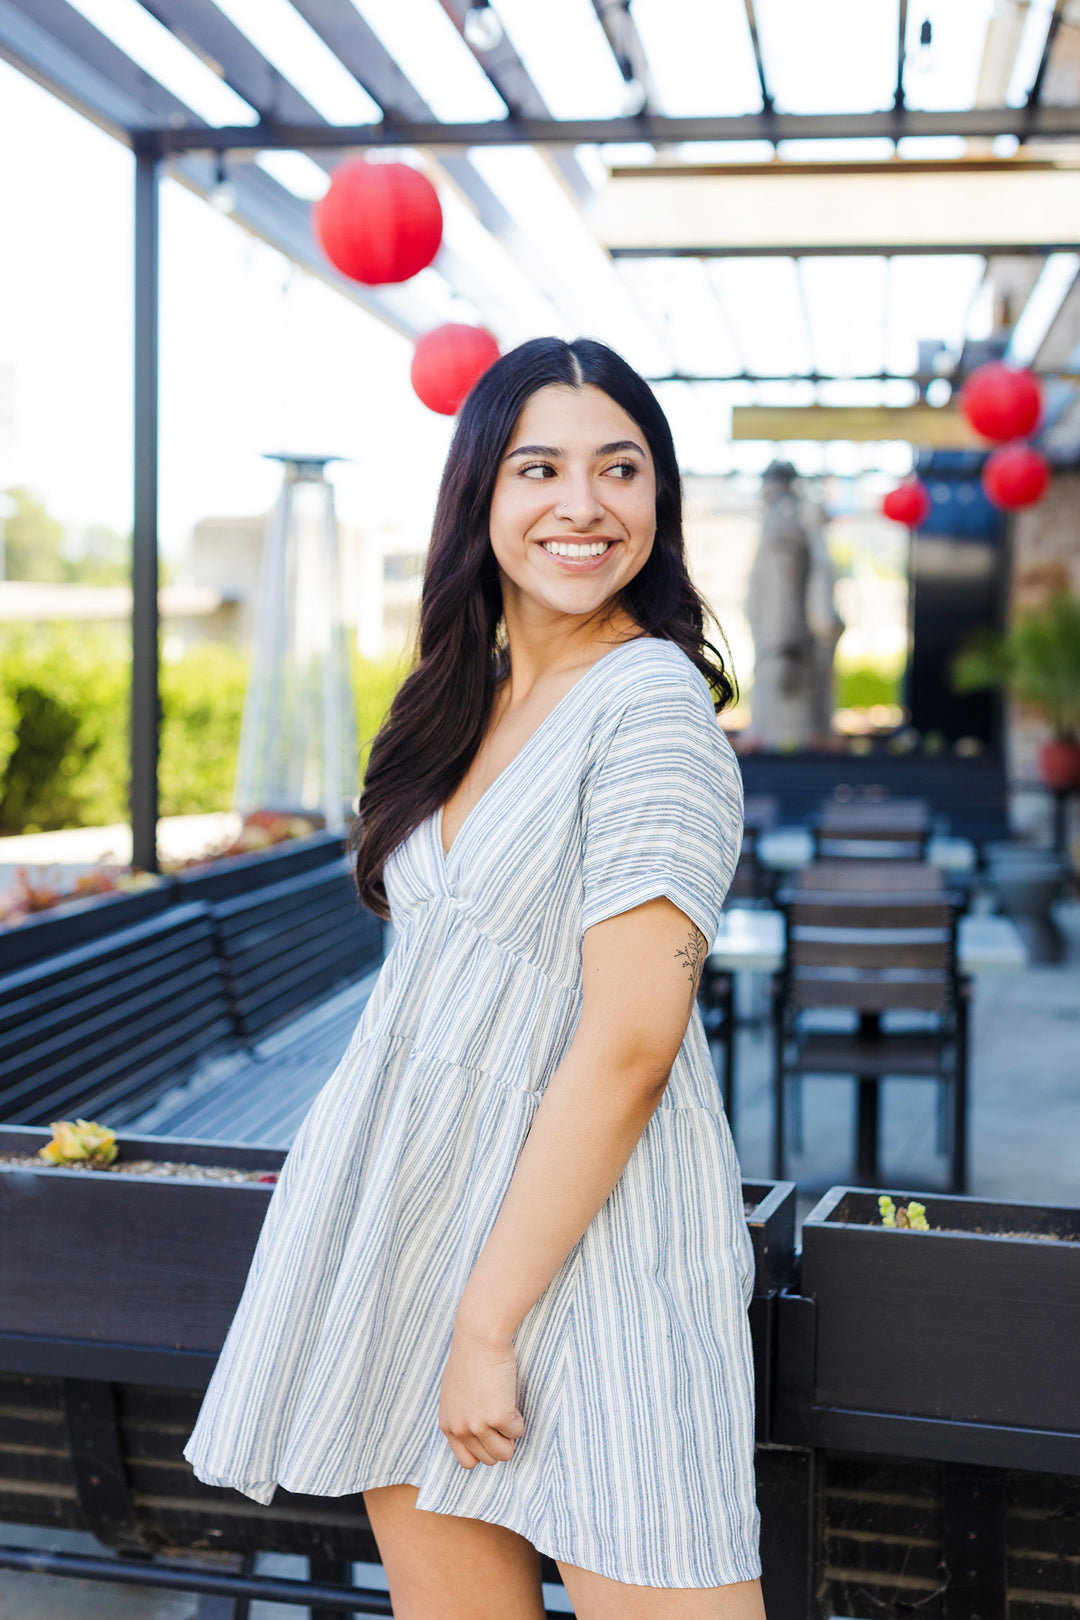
[952,590,1080,791]
[791,1185,1080,1453]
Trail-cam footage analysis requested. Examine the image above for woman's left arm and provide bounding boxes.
[438,894,710,1471]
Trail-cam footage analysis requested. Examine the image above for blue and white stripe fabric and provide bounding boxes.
[185,636,760,1589]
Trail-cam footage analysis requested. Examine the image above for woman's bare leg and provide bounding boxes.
[363,1483,546,1620]
[556,1561,767,1620]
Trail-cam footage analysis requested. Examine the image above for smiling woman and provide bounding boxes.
[184,339,762,1620]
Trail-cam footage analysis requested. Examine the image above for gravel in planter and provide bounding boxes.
[0,1151,277,1184]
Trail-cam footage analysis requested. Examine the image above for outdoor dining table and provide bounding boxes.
[757,829,977,873]
[709,905,1028,975]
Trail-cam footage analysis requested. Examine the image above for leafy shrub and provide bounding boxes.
[835,661,903,711]
[0,626,410,831]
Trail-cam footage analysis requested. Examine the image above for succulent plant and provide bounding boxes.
[878,1194,929,1230]
[38,1118,118,1168]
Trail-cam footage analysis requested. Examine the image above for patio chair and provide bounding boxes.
[811,798,932,863]
[771,892,970,1191]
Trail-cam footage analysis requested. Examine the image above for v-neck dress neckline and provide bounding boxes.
[437,636,647,864]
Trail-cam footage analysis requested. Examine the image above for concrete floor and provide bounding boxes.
[2,916,1077,1618]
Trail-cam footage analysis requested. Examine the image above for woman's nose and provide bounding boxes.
[554,474,605,527]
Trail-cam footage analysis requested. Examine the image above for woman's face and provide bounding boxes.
[487,383,657,626]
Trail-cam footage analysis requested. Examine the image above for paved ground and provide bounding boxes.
[3,906,1077,1618]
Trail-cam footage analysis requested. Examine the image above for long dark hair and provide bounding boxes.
[350,336,735,918]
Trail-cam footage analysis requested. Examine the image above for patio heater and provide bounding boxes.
[233,455,358,833]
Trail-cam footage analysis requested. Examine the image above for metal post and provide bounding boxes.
[132,145,160,873]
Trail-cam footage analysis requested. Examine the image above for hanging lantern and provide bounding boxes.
[881,480,931,527]
[313,159,442,286]
[961,362,1042,443]
[981,444,1051,509]
[411,323,501,415]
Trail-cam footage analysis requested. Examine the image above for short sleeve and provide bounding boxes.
[580,677,744,944]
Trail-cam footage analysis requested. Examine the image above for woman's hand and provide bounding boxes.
[438,1321,524,1470]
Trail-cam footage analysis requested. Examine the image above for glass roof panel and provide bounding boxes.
[213,0,382,123]
[255,151,330,199]
[883,255,986,374]
[69,0,257,123]
[494,0,629,118]
[465,146,670,372]
[1005,0,1056,104]
[615,261,744,375]
[754,0,897,114]
[630,0,762,115]
[706,258,814,376]
[800,257,887,377]
[350,0,508,120]
[901,0,996,111]
[1007,253,1080,363]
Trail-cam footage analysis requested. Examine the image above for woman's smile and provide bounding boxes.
[536,536,620,569]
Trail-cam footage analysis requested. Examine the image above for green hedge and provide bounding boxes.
[0,627,407,836]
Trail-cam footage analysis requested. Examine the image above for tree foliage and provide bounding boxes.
[952,592,1080,740]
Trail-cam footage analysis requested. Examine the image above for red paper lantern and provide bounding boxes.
[961,362,1042,443]
[981,444,1051,509]
[313,159,442,286]
[411,324,501,415]
[881,481,931,527]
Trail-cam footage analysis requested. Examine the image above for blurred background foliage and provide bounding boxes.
[0,625,406,835]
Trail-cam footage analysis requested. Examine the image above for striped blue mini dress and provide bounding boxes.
[185,635,761,1589]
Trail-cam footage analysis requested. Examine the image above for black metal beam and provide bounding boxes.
[434,0,593,203]
[590,0,657,112]
[151,104,1080,152]
[1026,0,1067,111]
[0,1544,571,1618]
[613,241,1077,258]
[894,0,909,112]
[743,0,774,116]
[131,147,160,877]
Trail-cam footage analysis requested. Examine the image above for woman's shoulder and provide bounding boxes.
[594,635,724,724]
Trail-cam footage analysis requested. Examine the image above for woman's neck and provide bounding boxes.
[498,603,642,702]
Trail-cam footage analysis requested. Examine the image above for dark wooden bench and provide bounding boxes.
[0,904,234,1126]
[0,839,383,1126]
[210,858,382,1041]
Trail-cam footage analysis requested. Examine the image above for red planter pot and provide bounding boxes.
[1039,740,1080,792]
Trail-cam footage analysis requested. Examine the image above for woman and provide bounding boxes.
[186,337,764,1619]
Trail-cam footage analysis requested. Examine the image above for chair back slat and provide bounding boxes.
[791,939,951,970]
[790,899,953,930]
[790,976,948,1012]
[797,860,944,892]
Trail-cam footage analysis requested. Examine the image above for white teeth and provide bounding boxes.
[541,540,612,558]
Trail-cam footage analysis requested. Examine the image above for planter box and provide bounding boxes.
[0,881,173,974]
[784,1185,1080,1469]
[742,1179,797,1444]
[173,831,345,905]
[0,1126,284,1383]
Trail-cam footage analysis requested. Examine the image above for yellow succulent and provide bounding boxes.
[878,1195,897,1227]
[907,1201,930,1230]
[38,1118,118,1167]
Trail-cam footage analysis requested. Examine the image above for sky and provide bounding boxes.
[0,0,1062,563]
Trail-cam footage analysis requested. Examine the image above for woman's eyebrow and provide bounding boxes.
[595,440,645,457]
[504,439,645,461]
[505,443,561,460]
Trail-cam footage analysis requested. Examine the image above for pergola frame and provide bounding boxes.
[3,0,1078,870]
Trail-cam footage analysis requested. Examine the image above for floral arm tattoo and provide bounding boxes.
[674,924,708,1015]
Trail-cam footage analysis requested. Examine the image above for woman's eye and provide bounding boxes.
[520,462,555,479]
[606,460,637,479]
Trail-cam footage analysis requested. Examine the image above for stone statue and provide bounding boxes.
[745,462,843,749]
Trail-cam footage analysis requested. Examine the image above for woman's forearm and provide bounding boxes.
[454,1035,669,1346]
